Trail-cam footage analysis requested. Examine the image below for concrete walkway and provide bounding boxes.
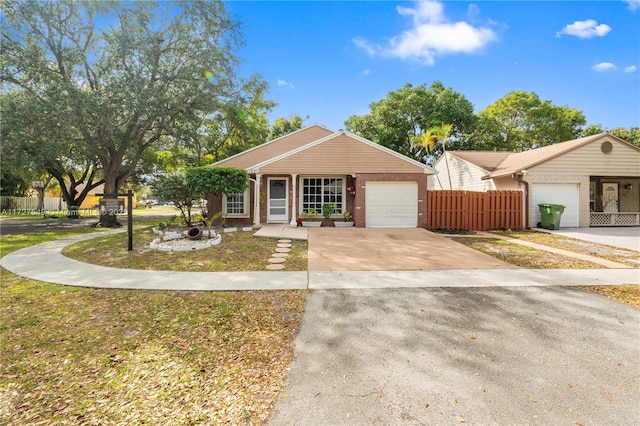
[1,230,638,290]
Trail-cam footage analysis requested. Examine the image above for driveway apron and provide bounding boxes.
[308,228,517,271]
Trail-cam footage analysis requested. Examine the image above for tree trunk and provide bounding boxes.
[99,174,121,228]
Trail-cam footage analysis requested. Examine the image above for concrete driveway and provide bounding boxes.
[308,228,517,271]
[537,226,640,252]
[267,287,640,425]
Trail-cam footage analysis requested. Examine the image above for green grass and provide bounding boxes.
[62,227,308,272]
[0,227,109,256]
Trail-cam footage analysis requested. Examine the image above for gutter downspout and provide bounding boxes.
[512,172,530,229]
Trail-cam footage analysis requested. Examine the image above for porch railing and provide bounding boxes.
[590,212,640,226]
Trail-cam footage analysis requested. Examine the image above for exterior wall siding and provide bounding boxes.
[530,139,640,176]
[259,134,427,175]
[429,155,493,191]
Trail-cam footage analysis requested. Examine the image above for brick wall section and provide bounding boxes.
[355,173,429,228]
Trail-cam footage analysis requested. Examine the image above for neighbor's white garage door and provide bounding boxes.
[532,183,579,228]
[365,181,418,228]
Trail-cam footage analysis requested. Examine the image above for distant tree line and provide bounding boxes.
[345,82,639,165]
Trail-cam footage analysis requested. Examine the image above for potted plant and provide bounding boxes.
[347,185,356,195]
[321,203,335,227]
[335,210,354,227]
[300,209,321,227]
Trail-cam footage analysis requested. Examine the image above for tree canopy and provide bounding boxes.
[344,82,476,160]
[269,114,309,140]
[2,0,247,225]
[467,91,586,151]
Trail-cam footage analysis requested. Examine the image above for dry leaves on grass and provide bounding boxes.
[452,237,604,269]
[491,230,639,268]
[1,271,307,425]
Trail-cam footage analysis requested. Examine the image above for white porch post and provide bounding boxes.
[254,173,262,226]
[290,174,298,225]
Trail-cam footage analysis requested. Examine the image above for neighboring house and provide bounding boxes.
[428,133,640,228]
[209,125,436,228]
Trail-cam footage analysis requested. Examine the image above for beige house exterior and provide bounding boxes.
[428,133,640,228]
[211,125,436,228]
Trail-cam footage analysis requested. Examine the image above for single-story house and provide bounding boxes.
[428,133,640,228]
[208,125,436,228]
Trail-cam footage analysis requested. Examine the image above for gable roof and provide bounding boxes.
[214,124,334,169]
[215,126,435,175]
[447,133,638,179]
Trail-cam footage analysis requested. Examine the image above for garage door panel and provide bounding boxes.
[366,182,418,228]
[532,184,579,227]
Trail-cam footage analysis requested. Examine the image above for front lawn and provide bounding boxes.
[0,227,307,425]
[61,227,308,272]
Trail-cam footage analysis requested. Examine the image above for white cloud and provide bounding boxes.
[624,0,640,11]
[362,69,371,76]
[353,0,497,66]
[277,79,294,89]
[624,65,637,73]
[592,62,617,72]
[556,19,611,39]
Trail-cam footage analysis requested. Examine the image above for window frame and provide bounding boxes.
[300,176,345,216]
[222,188,250,218]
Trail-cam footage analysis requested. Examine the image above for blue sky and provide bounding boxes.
[226,0,640,132]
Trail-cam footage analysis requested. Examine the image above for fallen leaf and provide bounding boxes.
[314,392,321,398]
[455,414,466,422]
[568,383,573,389]
[425,403,430,409]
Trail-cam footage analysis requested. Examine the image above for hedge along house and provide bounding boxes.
[428,133,640,228]
[208,125,436,228]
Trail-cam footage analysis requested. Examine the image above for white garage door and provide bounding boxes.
[365,181,418,228]
[532,183,579,228]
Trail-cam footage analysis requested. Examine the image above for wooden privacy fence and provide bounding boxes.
[427,190,523,231]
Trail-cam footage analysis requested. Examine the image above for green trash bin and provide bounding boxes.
[538,203,565,230]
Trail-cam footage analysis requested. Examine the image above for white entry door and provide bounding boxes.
[267,178,288,222]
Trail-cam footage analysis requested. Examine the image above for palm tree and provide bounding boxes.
[414,124,453,189]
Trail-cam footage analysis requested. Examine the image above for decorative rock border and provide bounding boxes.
[150,226,255,252]
[150,234,222,252]
[266,239,293,270]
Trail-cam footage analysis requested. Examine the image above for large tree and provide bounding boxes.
[153,75,276,169]
[269,114,309,140]
[344,81,475,161]
[468,91,586,151]
[1,89,103,207]
[2,0,243,226]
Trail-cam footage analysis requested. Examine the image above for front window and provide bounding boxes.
[302,177,343,214]
[224,190,249,217]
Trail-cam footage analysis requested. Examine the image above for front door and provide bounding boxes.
[267,178,288,222]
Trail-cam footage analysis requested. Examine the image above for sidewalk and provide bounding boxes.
[1,232,638,290]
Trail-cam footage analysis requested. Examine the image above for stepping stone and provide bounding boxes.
[268,257,286,263]
[266,264,285,270]
[278,239,292,243]
[272,253,288,258]
[275,247,291,253]
[277,243,292,248]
